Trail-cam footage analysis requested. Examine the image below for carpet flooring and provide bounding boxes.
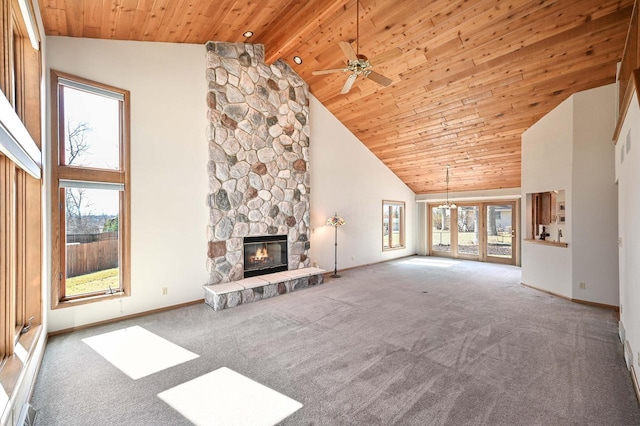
[31,257,640,425]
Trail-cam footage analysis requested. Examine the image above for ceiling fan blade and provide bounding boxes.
[366,70,393,87]
[338,41,358,61]
[369,47,402,65]
[312,68,346,75]
[341,73,358,94]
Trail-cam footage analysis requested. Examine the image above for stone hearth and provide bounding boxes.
[205,41,311,285]
[204,267,326,311]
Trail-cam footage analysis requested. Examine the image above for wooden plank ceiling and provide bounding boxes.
[39,0,634,194]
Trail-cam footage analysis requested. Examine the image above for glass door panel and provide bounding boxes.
[430,201,518,265]
[431,207,451,254]
[485,203,515,262]
[456,206,479,256]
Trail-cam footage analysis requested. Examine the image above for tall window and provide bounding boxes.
[1,0,42,362]
[383,201,405,250]
[51,71,130,307]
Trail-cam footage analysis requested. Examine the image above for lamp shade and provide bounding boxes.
[326,213,345,227]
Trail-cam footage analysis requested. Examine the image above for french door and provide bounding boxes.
[483,202,517,265]
[429,201,518,265]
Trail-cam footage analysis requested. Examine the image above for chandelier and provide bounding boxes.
[438,165,457,209]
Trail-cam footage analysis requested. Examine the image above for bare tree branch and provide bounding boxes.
[66,121,92,165]
[65,188,95,234]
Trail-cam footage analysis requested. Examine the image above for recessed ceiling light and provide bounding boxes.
[243,31,253,38]
[293,56,302,64]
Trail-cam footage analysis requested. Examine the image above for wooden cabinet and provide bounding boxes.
[537,191,557,225]
[532,191,558,237]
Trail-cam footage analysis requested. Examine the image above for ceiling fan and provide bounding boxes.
[312,1,402,94]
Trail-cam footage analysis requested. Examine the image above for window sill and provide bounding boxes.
[53,291,128,310]
[383,246,406,252]
[0,325,43,404]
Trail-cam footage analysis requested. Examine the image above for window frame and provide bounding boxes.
[50,70,131,309]
[382,200,406,251]
[1,0,42,359]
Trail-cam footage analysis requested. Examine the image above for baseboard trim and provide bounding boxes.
[48,299,205,336]
[631,365,640,406]
[323,253,419,278]
[521,282,572,301]
[520,282,619,313]
[571,297,620,313]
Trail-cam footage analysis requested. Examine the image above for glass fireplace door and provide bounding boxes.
[243,235,288,277]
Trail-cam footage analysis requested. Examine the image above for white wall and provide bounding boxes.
[46,37,209,331]
[572,85,618,306]
[521,96,574,297]
[615,90,640,380]
[521,84,619,306]
[309,95,416,272]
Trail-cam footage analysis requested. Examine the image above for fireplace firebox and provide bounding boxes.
[243,235,288,278]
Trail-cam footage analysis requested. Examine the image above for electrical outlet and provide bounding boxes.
[579,282,586,290]
[161,287,168,296]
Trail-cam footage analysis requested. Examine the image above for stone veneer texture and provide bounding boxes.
[206,41,311,284]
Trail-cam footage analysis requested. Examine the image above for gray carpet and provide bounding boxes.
[31,257,640,425]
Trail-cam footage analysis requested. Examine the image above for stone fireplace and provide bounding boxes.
[243,235,288,277]
[205,41,311,284]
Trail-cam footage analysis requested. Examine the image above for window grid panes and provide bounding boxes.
[61,85,121,170]
[52,70,130,306]
[63,186,121,297]
[431,207,451,253]
[383,201,405,250]
[486,204,513,259]
[457,206,479,255]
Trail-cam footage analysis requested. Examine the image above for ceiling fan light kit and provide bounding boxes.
[311,1,402,94]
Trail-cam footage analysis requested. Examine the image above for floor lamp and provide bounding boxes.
[326,213,345,278]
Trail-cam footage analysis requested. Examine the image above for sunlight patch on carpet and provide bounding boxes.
[82,325,199,380]
[158,367,303,426]
[400,257,460,268]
